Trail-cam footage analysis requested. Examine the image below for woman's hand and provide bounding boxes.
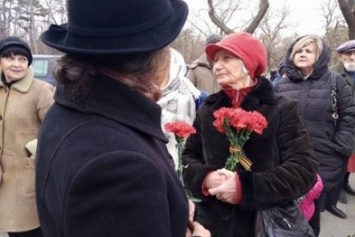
[186,199,211,237]
[188,199,195,222]
[208,169,237,204]
[203,170,228,189]
[185,221,211,237]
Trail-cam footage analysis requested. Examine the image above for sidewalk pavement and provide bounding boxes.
[1,176,355,237]
[319,174,355,237]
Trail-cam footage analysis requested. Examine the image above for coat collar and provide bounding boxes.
[55,75,167,142]
[331,63,351,79]
[0,66,34,92]
[204,77,277,111]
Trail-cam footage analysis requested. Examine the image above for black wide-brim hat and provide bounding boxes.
[41,0,188,55]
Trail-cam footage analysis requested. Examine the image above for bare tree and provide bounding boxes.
[258,5,290,70]
[320,0,348,65]
[337,0,355,39]
[244,0,269,33]
[171,29,205,64]
[0,0,6,38]
[207,0,269,34]
[42,0,67,25]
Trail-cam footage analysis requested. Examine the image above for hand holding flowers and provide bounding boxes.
[208,107,267,204]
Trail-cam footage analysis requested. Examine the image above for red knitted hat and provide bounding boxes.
[205,32,267,79]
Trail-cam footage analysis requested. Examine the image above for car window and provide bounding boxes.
[33,59,50,78]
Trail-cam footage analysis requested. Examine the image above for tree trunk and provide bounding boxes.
[207,0,269,35]
[207,0,234,34]
[338,0,355,39]
[244,0,269,34]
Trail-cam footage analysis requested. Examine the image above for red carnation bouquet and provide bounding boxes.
[164,121,196,182]
[213,107,268,171]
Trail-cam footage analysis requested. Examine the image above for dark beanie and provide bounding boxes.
[206,34,223,45]
[0,36,33,66]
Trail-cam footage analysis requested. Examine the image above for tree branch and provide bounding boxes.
[244,0,269,33]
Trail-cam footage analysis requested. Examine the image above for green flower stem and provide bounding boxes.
[176,141,184,185]
[223,120,253,171]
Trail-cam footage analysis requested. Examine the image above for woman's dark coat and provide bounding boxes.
[274,38,355,192]
[182,77,317,237]
[35,76,188,237]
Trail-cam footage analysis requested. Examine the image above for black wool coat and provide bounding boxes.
[36,76,188,237]
[182,77,317,237]
[274,38,355,192]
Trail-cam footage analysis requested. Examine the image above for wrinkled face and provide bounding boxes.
[339,50,355,72]
[293,42,317,76]
[0,54,29,82]
[212,49,250,89]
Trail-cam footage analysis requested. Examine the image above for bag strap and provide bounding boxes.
[330,72,338,126]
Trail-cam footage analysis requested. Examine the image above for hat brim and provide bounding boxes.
[41,1,188,55]
[205,43,239,61]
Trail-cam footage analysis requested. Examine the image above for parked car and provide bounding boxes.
[32,54,61,86]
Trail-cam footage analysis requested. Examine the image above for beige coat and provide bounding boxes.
[0,67,54,232]
[187,53,220,94]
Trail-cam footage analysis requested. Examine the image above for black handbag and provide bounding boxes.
[254,201,315,237]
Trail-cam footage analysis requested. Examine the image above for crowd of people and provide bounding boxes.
[0,0,355,236]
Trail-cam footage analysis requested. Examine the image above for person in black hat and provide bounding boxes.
[330,40,355,204]
[35,1,210,237]
[187,34,223,95]
[0,36,54,237]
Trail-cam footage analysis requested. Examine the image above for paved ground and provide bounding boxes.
[320,174,355,237]
[1,176,355,237]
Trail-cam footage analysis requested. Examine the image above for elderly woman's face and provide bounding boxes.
[292,42,317,75]
[0,53,29,82]
[212,49,250,89]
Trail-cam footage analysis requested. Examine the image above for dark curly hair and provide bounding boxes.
[54,48,168,102]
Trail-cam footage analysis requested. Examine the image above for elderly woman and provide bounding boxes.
[0,36,54,237]
[274,35,355,236]
[35,0,210,237]
[182,32,318,237]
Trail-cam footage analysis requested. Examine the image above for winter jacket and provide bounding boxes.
[274,37,355,192]
[187,53,220,94]
[330,62,355,153]
[182,77,317,237]
[36,75,188,237]
[0,67,54,232]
